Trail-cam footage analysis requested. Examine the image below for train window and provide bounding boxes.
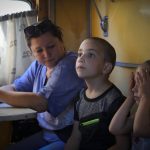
[0,0,32,16]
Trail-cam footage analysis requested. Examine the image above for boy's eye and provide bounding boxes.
[86,53,95,58]
[77,51,96,59]
[47,44,55,49]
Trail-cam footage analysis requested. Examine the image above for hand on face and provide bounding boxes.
[136,69,150,100]
[129,72,135,93]
[126,72,137,104]
[131,71,141,104]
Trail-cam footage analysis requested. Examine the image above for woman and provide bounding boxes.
[0,19,84,150]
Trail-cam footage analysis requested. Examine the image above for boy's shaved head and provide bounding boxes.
[86,37,116,70]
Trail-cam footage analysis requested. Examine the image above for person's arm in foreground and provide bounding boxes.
[134,70,150,137]
[65,121,81,150]
[0,61,48,112]
[0,86,47,112]
[0,84,16,91]
[109,73,135,135]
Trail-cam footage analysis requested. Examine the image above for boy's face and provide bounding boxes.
[76,39,105,79]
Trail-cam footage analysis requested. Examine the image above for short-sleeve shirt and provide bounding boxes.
[14,51,85,131]
[74,84,125,150]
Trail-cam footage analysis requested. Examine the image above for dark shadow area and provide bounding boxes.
[11,119,41,143]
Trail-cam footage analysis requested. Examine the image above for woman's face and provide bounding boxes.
[30,32,65,68]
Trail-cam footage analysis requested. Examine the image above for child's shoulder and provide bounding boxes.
[106,84,125,99]
[104,84,126,106]
[104,85,126,113]
[74,88,86,108]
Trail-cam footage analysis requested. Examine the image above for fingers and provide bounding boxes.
[136,71,143,85]
[136,68,150,89]
[130,72,135,89]
[138,69,150,82]
[145,69,150,80]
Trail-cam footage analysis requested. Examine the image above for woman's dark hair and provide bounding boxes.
[24,19,63,47]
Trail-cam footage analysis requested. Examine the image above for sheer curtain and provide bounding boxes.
[0,10,37,85]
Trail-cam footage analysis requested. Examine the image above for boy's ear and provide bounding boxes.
[103,62,113,75]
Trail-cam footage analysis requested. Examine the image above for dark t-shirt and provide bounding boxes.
[74,84,126,150]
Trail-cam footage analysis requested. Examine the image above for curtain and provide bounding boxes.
[0,10,37,85]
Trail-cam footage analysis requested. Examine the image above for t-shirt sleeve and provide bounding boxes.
[13,60,37,92]
[74,94,80,121]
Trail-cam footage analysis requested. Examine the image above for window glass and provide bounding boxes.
[0,0,31,16]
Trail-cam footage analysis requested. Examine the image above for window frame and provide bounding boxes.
[19,0,36,10]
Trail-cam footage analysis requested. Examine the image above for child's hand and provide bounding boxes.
[127,72,135,103]
[137,69,150,100]
[129,72,135,97]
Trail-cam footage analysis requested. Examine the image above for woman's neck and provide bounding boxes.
[46,67,53,78]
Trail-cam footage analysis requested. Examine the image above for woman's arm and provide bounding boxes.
[0,61,47,112]
[65,121,81,150]
[0,84,16,91]
[134,70,150,137]
[0,84,16,103]
[0,89,48,112]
